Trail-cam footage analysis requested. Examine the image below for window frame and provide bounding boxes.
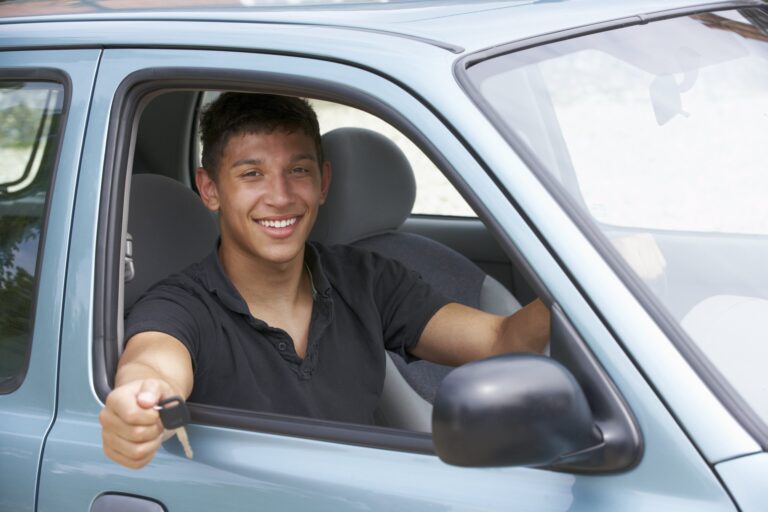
[94,63,640,470]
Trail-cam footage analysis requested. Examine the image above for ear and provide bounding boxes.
[196,167,220,211]
[319,161,332,205]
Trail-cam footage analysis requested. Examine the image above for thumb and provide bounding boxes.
[135,379,164,409]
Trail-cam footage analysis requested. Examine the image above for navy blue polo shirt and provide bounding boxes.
[124,242,450,425]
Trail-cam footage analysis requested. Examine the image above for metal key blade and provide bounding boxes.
[175,427,194,459]
[155,396,193,459]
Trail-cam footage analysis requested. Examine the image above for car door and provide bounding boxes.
[36,39,739,512]
[0,49,100,512]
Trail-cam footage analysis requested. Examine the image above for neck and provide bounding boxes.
[218,241,310,312]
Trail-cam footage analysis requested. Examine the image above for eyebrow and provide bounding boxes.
[290,153,318,163]
[231,154,317,168]
[231,158,263,168]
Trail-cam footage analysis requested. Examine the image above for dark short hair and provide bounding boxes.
[200,92,323,179]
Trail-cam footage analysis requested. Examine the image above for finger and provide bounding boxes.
[100,407,163,443]
[102,439,159,470]
[136,379,165,409]
[104,386,160,426]
[103,429,163,468]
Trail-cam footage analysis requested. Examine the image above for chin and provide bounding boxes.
[257,245,305,266]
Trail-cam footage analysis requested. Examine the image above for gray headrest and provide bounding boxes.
[125,174,219,308]
[310,128,416,245]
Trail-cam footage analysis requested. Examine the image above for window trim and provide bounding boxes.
[0,69,70,394]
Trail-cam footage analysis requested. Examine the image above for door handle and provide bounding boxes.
[91,493,165,512]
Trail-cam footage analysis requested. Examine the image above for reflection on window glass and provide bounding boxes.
[470,10,768,234]
[0,82,63,387]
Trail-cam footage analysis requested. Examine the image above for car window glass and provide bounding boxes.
[470,10,768,235]
[466,9,768,425]
[0,81,64,387]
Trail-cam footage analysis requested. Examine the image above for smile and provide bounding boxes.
[257,217,298,228]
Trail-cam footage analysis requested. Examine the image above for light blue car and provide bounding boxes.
[1,1,766,510]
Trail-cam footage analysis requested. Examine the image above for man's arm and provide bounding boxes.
[99,331,193,469]
[409,299,550,366]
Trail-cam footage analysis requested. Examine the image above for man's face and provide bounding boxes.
[197,129,331,268]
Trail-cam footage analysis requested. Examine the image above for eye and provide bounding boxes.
[241,169,262,178]
[290,167,310,175]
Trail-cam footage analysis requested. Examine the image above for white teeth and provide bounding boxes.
[259,217,297,228]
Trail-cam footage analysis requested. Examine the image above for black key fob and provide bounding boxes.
[156,396,190,430]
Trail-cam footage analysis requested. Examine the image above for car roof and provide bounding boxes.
[0,0,755,54]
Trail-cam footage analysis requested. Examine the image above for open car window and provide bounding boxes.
[128,90,522,434]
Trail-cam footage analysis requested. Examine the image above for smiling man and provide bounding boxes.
[99,92,550,469]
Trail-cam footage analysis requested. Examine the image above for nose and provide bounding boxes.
[265,173,293,208]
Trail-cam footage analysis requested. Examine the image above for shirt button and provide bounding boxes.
[301,368,311,376]
[278,342,287,351]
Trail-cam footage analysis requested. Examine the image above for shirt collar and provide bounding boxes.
[199,244,250,316]
[199,241,331,315]
[304,241,332,299]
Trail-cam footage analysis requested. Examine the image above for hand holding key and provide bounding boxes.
[156,396,194,459]
[100,378,188,469]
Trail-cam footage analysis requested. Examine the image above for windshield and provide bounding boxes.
[465,8,768,427]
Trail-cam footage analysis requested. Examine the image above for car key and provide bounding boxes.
[155,396,193,459]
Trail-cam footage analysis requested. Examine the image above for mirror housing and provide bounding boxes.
[432,354,602,467]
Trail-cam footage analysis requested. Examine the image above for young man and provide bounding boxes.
[100,93,550,469]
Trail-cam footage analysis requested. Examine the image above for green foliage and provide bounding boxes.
[0,105,40,147]
[0,100,44,149]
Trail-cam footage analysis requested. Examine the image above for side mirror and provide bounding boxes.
[432,354,602,467]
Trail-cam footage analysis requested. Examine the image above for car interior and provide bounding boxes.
[120,89,537,432]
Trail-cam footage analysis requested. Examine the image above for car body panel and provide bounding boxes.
[0,48,100,512]
[716,453,768,512]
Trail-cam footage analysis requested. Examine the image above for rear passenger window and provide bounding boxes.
[0,81,64,389]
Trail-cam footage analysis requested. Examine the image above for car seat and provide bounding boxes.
[311,127,522,427]
[124,174,219,312]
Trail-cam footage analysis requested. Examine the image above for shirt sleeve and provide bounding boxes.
[124,278,210,373]
[371,252,451,359]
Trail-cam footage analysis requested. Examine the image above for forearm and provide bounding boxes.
[413,299,550,366]
[115,359,189,398]
[116,331,194,399]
